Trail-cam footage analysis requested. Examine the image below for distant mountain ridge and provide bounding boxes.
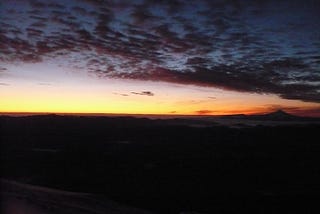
[215,110,320,122]
[246,110,316,121]
[0,110,319,127]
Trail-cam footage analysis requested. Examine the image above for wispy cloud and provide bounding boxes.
[195,110,214,115]
[131,91,154,96]
[38,83,52,86]
[113,92,129,97]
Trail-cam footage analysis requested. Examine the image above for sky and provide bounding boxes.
[0,0,320,116]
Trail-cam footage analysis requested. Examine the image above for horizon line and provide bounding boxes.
[1,110,319,118]
[0,111,243,117]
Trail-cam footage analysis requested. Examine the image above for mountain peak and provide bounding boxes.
[263,109,297,120]
[268,109,290,116]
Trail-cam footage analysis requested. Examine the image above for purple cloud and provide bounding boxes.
[0,0,319,102]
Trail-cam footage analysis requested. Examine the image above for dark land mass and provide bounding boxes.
[1,179,152,214]
[1,114,320,213]
[216,110,320,121]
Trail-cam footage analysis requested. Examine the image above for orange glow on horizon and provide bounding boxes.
[1,64,319,117]
[1,83,319,117]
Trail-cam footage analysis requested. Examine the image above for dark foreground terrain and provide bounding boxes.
[1,179,152,214]
[1,115,320,213]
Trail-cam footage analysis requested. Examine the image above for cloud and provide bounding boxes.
[208,96,216,99]
[195,110,214,115]
[0,82,10,86]
[113,60,320,102]
[131,91,154,96]
[29,1,46,9]
[0,67,7,72]
[113,92,129,97]
[131,5,157,25]
[0,0,319,103]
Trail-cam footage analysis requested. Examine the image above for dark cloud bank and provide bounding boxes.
[1,0,319,102]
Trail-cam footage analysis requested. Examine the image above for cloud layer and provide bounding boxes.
[1,0,319,102]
